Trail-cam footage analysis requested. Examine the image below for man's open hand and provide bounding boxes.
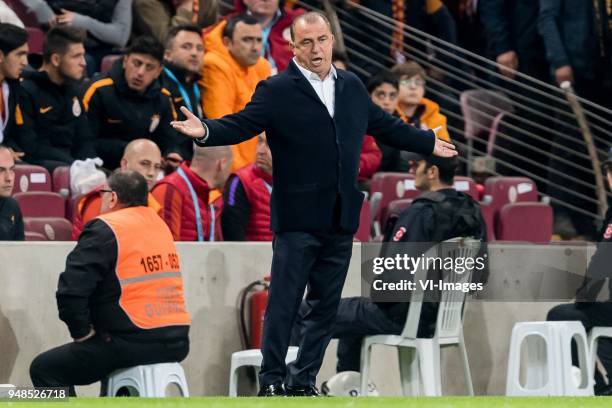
[432,127,457,158]
[171,107,206,139]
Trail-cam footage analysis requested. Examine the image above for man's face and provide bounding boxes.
[121,149,162,191]
[398,74,426,107]
[255,133,272,174]
[165,30,204,75]
[57,43,86,81]
[0,149,15,197]
[99,184,116,214]
[370,82,399,114]
[243,0,280,19]
[0,43,28,80]
[123,53,163,92]
[224,22,263,68]
[413,160,434,191]
[291,17,334,77]
[213,156,233,190]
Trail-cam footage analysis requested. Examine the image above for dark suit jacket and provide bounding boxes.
[196,61,435,233]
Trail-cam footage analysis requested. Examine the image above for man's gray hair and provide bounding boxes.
[290,11,332,42]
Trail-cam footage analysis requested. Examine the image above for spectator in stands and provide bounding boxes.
[480,0,548,82]
[132,0,219,43]
[16,27,96,173]
[230,0,303,72]
[152,145,231,241]
[83,36,184,170]
[293,155,487,374]
[366,70,405,172]
[392,62,450,141]
[0,1,25,27]
[547,147,612,395]
[0,23,28,161]
[30,170,190,396]
[0,144,24,240]
[71,138,163,239]
[21,0,133,76]
[332,49,348,70]
[161,24,205,165]
[222,133,272,241]
[200,14,271,171]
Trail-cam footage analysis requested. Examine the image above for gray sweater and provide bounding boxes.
[20,0,132,47]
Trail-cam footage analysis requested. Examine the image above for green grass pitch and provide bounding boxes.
[3,397,611,408]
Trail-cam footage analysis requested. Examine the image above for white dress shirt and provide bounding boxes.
[293,58,337,118]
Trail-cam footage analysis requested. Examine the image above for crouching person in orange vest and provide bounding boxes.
[30,170,191,396]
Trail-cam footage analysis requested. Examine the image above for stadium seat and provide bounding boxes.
[496,202,552,243]
[107,363,189,397]
[52,166,71,197]
[453,176,479,200]
[360,238,480,396]
[370,173,420,226]
[24,231,47,241]
[25,27,44,55]
[355,199,371,242]
[12,165,51,193]
[23,217,72,241]
[229,347,298,397]
[100,55,122,74]
[13,192,66,218]
[480,202,496,241]
[484,176,539,221]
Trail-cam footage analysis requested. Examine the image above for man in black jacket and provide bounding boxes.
[547,147,612,395]
[30,170,190,396]
[0,23,29,162]
[172,11,456,396]
[0,144,24,241]
[16,26,96,173]
[83,36,184,170]
[161,24,205,165]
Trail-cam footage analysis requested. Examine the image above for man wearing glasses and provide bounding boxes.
[31,170,191,396]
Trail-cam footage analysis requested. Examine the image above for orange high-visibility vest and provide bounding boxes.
[97,206,191,329]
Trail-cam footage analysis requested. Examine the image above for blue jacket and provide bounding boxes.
[538,0,599,77]
[197,61,435,233]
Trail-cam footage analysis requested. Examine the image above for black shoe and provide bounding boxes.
[285,385,320,397]
[258,383,285,397]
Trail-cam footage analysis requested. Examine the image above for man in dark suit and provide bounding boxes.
[171,11,457,396]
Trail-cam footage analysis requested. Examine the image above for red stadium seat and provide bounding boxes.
[25,231,47,241]
[12,164,51,193]
[100,55,122,74]
[52,166,71,197]
[25,27,44,55]
[355,199,371,242]
[496,202,553,243]
[370,172,420,225]
[23,217,73,241]
[453,176,479,200]
[484,176,538,215]
[13,192,66,218]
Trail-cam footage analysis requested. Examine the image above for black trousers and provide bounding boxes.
[30,333,189,396]
[259,231,353,387]
[547,303,612,390]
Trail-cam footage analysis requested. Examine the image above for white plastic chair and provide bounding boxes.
[588,326,612,379]
[360,237,481,396]
[107,363,189,397]
[228,346,299,397]
[505,321,593,396]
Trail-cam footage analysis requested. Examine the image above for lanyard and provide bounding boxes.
[261,26,277,72]
[164,67,202,117]
[176,167,206,242]
[208,203,215,242]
